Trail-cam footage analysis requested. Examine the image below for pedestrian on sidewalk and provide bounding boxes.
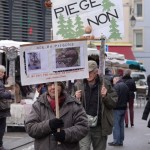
[108,75,129,146]
[122,69,136,128]
[146,74,150,100]
[0,65,14,150]
[74,60,118,150]
[25,82,88,150]
[142,99,150,144]
[142,99,150,128]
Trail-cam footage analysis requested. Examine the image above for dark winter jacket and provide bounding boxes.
[113,79,129,110]
[73,75,118,136]
[25,92,88,150]
[142,100,150,128]
[122,75,137,99]
[0,79,12,118]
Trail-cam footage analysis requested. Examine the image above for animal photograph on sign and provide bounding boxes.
[27,52,41,70]
[56,47,80,68]
[52,0,124,40]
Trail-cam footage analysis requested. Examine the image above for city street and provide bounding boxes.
[3,103,150,150]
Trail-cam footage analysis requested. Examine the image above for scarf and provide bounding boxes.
[47,94,65,113]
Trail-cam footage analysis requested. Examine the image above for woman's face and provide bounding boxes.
[0,71,5,79]
[47,83,62,99]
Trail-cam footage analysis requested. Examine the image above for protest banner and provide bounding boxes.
[52,0,124,40]
[20,39,88,86]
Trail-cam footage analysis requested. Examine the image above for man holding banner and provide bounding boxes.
[74,60,118,150]
[25,82,88,150]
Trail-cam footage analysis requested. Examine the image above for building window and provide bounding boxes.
[134,30,143,49]
[135,0,143,18]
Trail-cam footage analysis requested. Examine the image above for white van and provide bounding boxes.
[131,71,147,86]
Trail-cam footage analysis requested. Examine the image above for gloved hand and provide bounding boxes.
[49,118,64,131]
[53,130,65,142]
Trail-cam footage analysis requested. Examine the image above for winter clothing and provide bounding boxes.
[113,79,130,110]
[73,75,118,150]
[49,118,64,132]
[147,75,150,100]
[0,79,12,148]
[122,75,136,126]
[111,79,129,146]
[142,100,150,128]
[25,92,88,150]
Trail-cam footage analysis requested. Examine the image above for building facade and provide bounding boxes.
[132,0,150,75]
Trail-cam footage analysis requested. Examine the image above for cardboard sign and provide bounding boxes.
[52,0,124,40]
[20,39,88,85]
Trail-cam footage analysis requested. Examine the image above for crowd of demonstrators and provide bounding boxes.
[0,65,14,150]
[122,69,137,128]
[108,75,129,147]
[147,74,150,100]
[74,60,118,150]
[25,82,88,150]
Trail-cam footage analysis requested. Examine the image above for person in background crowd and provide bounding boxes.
[108,75,129,147]
[0,65,14,150]
[122,69,137,128]
[25,82,88,150]
[142,99,150,144]
[36,83,47,95]
[105,68,113,86]
[74,60,118,150]
[147,74,150,100]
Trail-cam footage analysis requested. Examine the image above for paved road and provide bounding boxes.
[3,104,150,150]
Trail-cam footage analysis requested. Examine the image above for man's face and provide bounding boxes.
[47,83,62,99]
[0,71,5,79]
[87,69,97,82]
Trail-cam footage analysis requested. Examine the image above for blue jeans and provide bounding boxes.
[113,110,126,145]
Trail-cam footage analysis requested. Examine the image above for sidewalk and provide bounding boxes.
[107,105,150,150]
[3,103,150,150]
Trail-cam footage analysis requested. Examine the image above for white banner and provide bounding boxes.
[52,0,124,40]
[20,39,88,85]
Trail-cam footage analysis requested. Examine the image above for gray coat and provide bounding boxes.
[0,79,12,118]
[25,92,88,150]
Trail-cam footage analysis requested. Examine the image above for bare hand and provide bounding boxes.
[101,85,107,97]
[75,90,82,100]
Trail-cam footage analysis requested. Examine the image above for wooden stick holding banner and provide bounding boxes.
[99,34,106,85]
[51,26,61,144]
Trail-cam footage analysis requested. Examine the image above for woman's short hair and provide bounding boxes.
[0,65,6,72]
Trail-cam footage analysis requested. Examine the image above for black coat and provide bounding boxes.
[113,80,129,110]
[122,75,136,99]
[142,100,150,128]
[0,79,12,118]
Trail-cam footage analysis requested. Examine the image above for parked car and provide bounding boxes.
[131,71,147,86]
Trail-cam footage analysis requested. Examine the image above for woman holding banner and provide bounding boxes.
[25,81,88,150]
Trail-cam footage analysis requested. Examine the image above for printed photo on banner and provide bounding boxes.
[25,49,49,74]
[54,46,84,72]
[20,39,88,86]
[52,0,124,40]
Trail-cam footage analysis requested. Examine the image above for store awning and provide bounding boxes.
[108,46,135,60]
[96,45,135,60]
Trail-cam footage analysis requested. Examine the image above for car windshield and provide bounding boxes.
[131,74,145,81]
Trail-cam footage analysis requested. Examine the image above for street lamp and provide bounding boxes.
[130,15,136,27]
